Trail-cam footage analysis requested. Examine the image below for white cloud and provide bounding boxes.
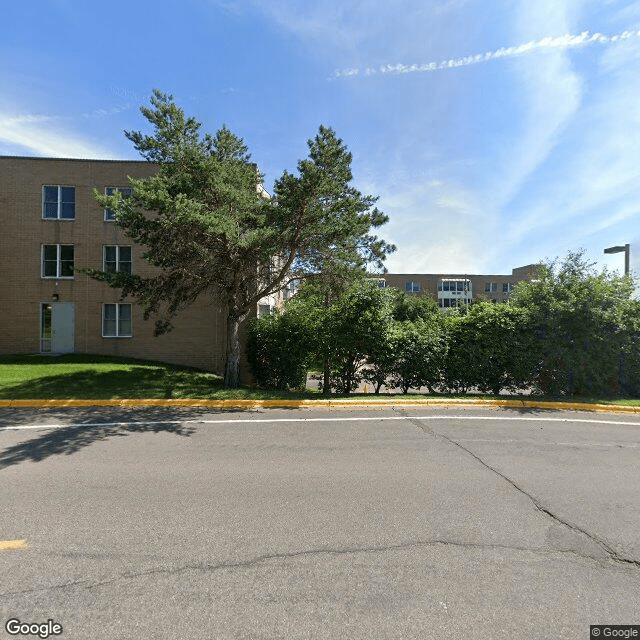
[242,0,468,64]
[334,28,640,77]
[0,112,116,158]
[247,0,369,53]
[378,179,499,273]
[496,29,640,278]
[213,0,640,276]
[80,104,133,119]
[495,46,583,208]
[582,203,640,236]
[503,23,640,251]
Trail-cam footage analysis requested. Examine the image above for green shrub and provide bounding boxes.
[247,312,312,390]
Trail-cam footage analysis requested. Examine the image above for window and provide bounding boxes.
[377,279,386,288]
[42,245,74,278]
[485,282,497,292]
[104,187,132,221]
[502,282,514,293]
[439,279,470,293]
[283,279,300,300]
[440,298,466,308]
[103,246,132,273]
[43,186,75,219]
[405,281,422,293]
[102,303,132,337]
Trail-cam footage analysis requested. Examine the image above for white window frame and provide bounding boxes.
[405,281,422,293]
[439,279,470,293]
[42,185,75,220]
[103,245,132,273]
[102,303,133,338]
[485,282,497,292]
[41,245,75,279]
[104,187,132,221]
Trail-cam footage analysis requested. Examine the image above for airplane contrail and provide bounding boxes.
[334,28,640,78]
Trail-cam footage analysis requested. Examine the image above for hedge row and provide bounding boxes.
[248,252,640,397]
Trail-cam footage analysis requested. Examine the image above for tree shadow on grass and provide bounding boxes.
[0,367,220,400]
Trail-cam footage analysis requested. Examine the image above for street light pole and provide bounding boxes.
[604,243,630,276]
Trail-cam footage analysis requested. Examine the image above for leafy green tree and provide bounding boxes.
[387,318,446,394]
[440,312,474,393]
[274,127,395,392]
[274,125,394,286]
[509,250,634,396]
[618,299,640,396]
[388,288,439,321]
[247,311,313,390]
[441,301,535,394]
[291,279,392,395]
[361,324,396,394]
[85,90,393,387]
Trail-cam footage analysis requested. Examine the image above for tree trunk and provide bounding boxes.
[322,292,331,396]
[224,313,241,388]
[323,358,331,396]
[345,360,353,396]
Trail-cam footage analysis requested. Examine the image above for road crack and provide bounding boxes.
[401,412,640,569]
[0,538,621,598]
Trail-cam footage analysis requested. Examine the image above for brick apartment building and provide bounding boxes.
[378,265,540,308]
[0,155,256,380]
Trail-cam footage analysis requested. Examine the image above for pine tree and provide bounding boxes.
[85,91,394,387]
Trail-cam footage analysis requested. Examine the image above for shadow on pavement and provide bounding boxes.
[0,406,261,471]
[495,404,566,415]
[0,405,235,427]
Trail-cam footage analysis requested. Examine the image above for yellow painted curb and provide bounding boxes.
[0,539,28,551]
[0,397,639,414]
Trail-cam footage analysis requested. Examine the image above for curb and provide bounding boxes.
[0,398,639,414]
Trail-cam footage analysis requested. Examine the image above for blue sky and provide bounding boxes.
[2,0,640,277]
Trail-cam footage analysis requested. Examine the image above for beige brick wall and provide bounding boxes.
[381,268,539,305]
[0,156,253,382]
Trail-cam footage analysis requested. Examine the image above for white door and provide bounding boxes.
[51,302,75,353]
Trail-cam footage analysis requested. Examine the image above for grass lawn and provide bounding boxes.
[0,354,639,405]
[0,354,314,400]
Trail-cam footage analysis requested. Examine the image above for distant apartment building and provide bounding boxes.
[377,265,540,308]
[0,155,261,381]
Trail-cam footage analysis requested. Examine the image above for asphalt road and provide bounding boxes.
[0,405,638,640]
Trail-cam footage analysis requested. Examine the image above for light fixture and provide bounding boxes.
[604,244,630,275]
